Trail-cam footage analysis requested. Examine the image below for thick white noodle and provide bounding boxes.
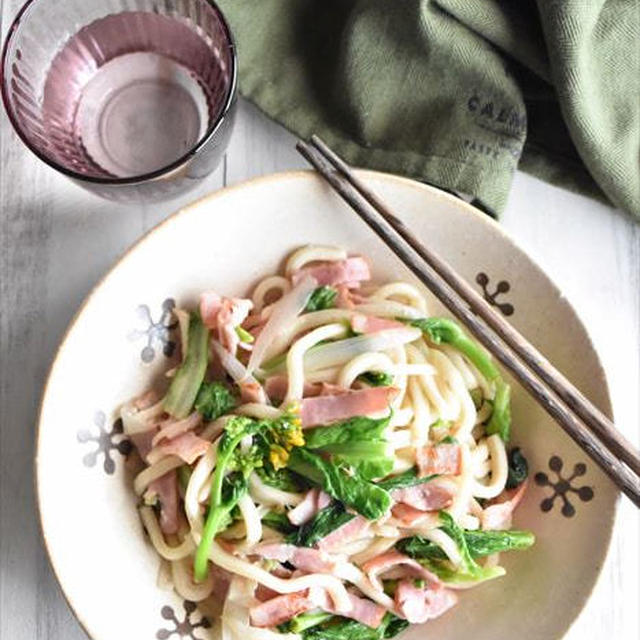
[337,352,395,388]
[249,472,303,507]
[387,345,408,408]
[407,377,432,448]
[134,455,183,495]
[121,398,165,435]
[368,282,428,314]
[471,435,508,499]
[351,536,399,565]
[447,444,475,521]
[252,276,291,313]
[354,301,423,320]
[285,245,347,273]
[439,344,478,390]
[185,444,217,536]
[421,528,463,566]
[139,506,196,560]
[285,323,347,402]
[236,403,282,419]
[259,309,354,365]
[209,542,352,612]
[171,556,215,601]
[334,563,396,611]
[238,494,262,549]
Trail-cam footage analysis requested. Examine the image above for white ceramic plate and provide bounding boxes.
[37,171,617,640]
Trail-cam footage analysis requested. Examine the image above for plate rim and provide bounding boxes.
[35,169,619,640]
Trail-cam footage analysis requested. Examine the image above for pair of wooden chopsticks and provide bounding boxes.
[297,135,640,508]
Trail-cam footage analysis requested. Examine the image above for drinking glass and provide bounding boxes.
[1,0,237,202]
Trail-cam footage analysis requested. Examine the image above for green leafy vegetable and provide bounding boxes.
[377,467,438,491]
[256,466,309,492]
[409,512,507,585]
[287,448,391,520]
[194,416,263,581]
[279,611,334,634]
[486,377,511,442]
[357,371,394,387]
[302,613,409,640]
[506,447,529,489]
[290,502,355,548]
[251,411,305,470]
[438,435,458,445]
[303,415,393,480]
[397,529,535,560]
[261,511,298,535]
[164,312,209,418]
[235,326,254,343]
[305,286,338,312]
[410,317,498,381]
[194,381,237,421]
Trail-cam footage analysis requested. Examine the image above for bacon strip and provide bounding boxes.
[249,591,313,628]
[288,488,332,526]
[481,481,528,531]
[301,387,397,427]
[130,428,158,461]
[316,515,370,552]
[151,412,201,447]
[291,256,370,287]
[309,587,386,629]
[147,431,210,465]
[252,543,343,573]
[416,444,461,477]
[351,314,405,334]
[391,481,454,512]
[391,503,441,527]
[394,579,457,623]
[199,292,253,355]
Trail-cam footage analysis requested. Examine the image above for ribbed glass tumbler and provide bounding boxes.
[1,0,237,202]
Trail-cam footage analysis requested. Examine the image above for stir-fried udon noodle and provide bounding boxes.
[124,245,534,639]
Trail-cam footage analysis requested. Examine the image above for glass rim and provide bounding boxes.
[0,0,238,186]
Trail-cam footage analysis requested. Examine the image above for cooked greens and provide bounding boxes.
[301,613,409,640]
[303,415,393,480]
[397,528,535,560]
[506,447,529,489]
[194,416,263,581]
[357,371,394,387]
[287,447,391,520]
[289,502,355,548]
[377,468,438,491]
[261,511,298,535]
[305,286,338,312]
[163,312,209,418]
[486,377,511,441]
[194,381,237,421]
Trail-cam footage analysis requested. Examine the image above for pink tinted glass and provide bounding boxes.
[2,0,236,201]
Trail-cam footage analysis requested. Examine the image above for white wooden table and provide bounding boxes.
[1,73,639,640]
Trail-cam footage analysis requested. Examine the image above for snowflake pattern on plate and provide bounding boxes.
[534,455,594,517]
[129,298,178,363]
[157,600,211,639]
[476,272,514,316]
[77,411,132,474]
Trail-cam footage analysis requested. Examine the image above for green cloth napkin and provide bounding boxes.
[217,0,640,218]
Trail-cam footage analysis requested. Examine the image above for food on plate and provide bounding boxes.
[124,245,534,639]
